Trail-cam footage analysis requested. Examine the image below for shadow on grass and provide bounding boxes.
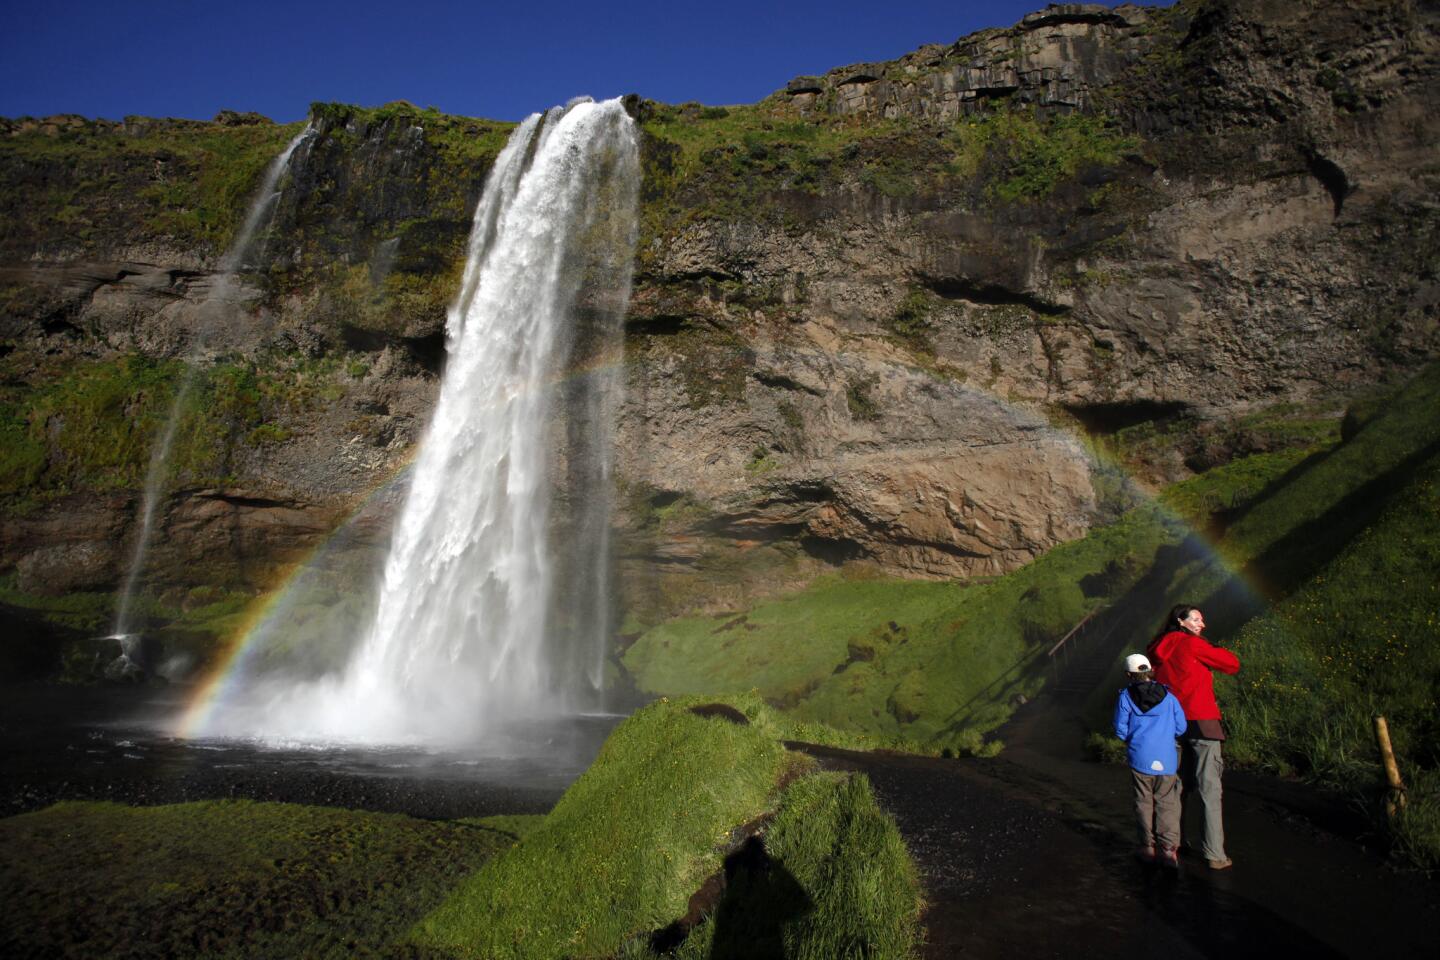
[705,836,812,960]
[939,644,1048,734]
[1241,435,1440,598]
[952,531,1214,736]
[649,834,812,960]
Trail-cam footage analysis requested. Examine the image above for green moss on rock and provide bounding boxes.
[0,115,302,258]
[0,799,513,959]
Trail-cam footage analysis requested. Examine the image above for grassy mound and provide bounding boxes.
[411,696,791,958]
[410,694,921,959]
[0,800,515,959]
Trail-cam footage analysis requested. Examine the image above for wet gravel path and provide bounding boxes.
[800,700,1439,959]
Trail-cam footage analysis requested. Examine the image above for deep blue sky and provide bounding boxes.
[1,1,1172,123]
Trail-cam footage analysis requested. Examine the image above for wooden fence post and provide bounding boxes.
[1373,715,1407,818]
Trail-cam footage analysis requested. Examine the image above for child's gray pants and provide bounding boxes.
[1132,770,1181,851]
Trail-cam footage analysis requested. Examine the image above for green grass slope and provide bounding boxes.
[623,459,1308,755]
[624,577,969,704]
[1223,447,1440,868]
[1164,362,1440,614]
[411,696,791,958]
[1070,362,1440,867]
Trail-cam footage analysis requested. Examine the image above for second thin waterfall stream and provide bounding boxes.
[111,126,312,652]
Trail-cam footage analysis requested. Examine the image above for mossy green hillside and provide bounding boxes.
[412,694,920,959]
[626,508,1177,752]
[1090,398,1344,491]
[793,507,1178,750]
[1156,448,1329,524]
[0,352,358,508]
[1221,364,1440,577]
[637,98,1143,250]
[1159,362,1440,617]
[0,799,515,960]
[0,116,303,257]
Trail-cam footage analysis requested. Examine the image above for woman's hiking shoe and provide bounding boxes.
[1207,857,1233,870]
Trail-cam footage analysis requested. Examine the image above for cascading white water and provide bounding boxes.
[111,127,312,641]
[211,98,640,745]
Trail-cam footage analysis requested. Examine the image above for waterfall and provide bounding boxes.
[216,98,639,745]
[111,127,311,641]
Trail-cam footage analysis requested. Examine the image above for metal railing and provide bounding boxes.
[1047,604,1110,682]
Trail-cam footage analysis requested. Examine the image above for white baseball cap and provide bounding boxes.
[1124,654,1153,673]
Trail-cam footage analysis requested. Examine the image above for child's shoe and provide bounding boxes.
[1158,846,1180,869]
[1135,845,1156,863]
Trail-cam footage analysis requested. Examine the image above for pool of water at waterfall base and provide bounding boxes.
[0,683,623,819]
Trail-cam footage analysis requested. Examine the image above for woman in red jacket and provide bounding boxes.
[1147,604,1241,870]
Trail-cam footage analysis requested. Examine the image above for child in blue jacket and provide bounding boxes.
[1113,653,1188,866]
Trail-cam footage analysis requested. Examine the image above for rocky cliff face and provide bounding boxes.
[1,0,1436,641]
[615,0,1439,618]
[784,2,1163,119]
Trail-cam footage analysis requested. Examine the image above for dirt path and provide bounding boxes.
[798,700,1438,959]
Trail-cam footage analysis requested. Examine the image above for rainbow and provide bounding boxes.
[171,454,415,739]
[169,341,1264,741]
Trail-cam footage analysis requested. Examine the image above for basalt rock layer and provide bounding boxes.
[0,0,1437,639]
